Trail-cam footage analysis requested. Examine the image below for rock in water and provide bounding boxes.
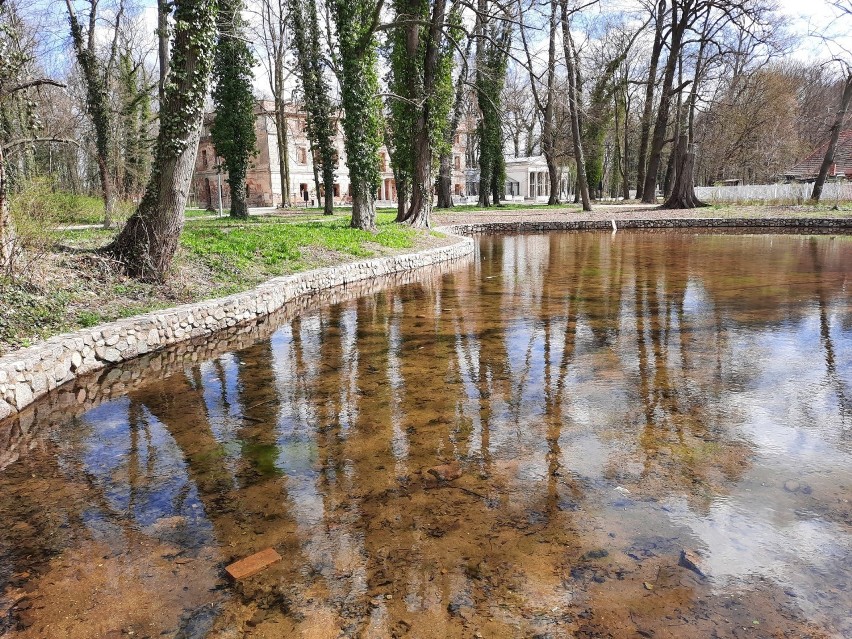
[428,462,462,482]
[679,549,705,577]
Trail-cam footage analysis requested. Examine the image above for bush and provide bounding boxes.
[9,179,133,226]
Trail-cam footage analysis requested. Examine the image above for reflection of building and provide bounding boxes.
[192,99,473,208]
[783,130,852,182]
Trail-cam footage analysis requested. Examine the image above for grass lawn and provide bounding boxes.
[0,213,434,354]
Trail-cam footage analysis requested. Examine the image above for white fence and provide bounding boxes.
[694,182,852,204]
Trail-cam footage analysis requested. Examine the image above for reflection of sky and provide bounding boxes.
[665,492,852,630]
[75,398,213,540]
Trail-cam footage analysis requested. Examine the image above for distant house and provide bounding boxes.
[782,130,852,183]
[460,155,573,203]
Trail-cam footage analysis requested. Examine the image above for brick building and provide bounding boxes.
[192,99,473,209]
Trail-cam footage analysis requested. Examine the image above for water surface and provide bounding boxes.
[1,230,851,639]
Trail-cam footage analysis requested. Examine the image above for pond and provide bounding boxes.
[1,230,851,639]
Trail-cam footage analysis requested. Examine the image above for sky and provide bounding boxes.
[43,0,852,93]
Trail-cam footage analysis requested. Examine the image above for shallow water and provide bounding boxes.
[1,230,851,639]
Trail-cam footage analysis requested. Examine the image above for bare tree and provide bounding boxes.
[518,0,560,203]
[560,0,591,211]
[252,0,293,207]
[64,0,125,227]
[811,1,852,202]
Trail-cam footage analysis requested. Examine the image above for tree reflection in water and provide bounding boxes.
[1,230,851,638]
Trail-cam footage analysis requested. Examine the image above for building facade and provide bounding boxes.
[192,100,474,209]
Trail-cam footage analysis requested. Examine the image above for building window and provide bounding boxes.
[202,149,208,168]
[454,156,461,170]
[297,147,307,164]
[380,153,387,172]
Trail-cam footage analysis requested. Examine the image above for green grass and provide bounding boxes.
[180,213,417,281]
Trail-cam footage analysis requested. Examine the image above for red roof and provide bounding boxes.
[785,130,852,179]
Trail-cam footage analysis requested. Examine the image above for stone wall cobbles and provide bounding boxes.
[443,216,852,235]
[0,232,474,420]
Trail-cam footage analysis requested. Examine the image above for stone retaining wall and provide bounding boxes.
[0,232,474,420]
[1,216,850,421]
[443,216,852,235]
[0,257,476,471]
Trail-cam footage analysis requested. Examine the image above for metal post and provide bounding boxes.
[833,173,845,210]
[217,170,224,217]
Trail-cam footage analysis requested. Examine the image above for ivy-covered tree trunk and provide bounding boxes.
[291,0,338,216]
[0,143,14,271]
[64,0,120,228]
[436,152,453,208]
[332,0,383,232]
[390,0,452,228]
[211,0,256,219]
[118,52,152,201]
[107,0,218,280]
[475,1,510,208]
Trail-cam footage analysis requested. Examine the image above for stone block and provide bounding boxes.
[13,383,33,410]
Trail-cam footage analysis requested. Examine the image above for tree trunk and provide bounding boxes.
[398,0,446,228]
[275,107,291,207]
[351,186,376,231]
[812,75,852,202]
[663,146,675,198]
[157,0,170,104]
[97,154,116,228]
[641,3,686,204]
[436,152,452,208]
[229,171,248,218]
[395,175,408,222]
[435,12,474,211]
[561,2,591,212]
[478,168,491,207]
[109,119,204,279]
[635,0,666,201]
[65,0,118,229]
[321,146,335,215]
[107,0,216,280]
[0,144,16,272]
[543,1,558,205]
[660,134,707,209]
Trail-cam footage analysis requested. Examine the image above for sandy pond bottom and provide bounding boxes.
[1,230,851,639]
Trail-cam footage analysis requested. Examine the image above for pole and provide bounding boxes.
[217,170,223,217]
